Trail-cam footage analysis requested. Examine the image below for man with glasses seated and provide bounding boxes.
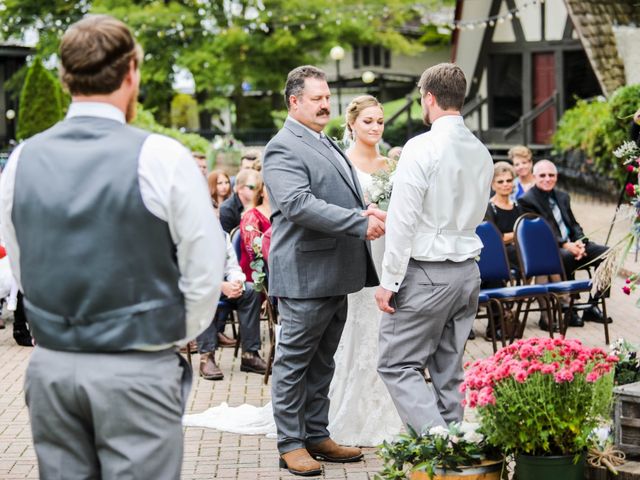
[519,159,610,325]
[219,168,260,233]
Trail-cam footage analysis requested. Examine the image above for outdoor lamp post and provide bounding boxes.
[362,70,376,84]
[330,45,345,115]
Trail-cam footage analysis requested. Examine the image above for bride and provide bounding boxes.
[183,95,402,446]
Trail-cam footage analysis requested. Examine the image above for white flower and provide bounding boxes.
[462,430,484,444]
[458,422,480,435]
[428,425,449,438]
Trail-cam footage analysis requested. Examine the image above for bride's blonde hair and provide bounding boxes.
[343,95,383,144]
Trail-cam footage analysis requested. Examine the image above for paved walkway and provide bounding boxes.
[0,194,639,479]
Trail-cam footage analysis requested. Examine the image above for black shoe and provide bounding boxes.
[582,306,612,324]
[538,318,559,332]
[484,328,503,342]
[563,309,584,328]
[468,329,476,340]
[13,328,33,347]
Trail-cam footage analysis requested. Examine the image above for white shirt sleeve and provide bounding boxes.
[138,134,225,340]
[380,141,432,292]
[0,143,24,289]
[223,233,246,284]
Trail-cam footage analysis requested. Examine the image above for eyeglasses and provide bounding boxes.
[495,178,514,184]
[538,173,557,178]
[415,97,422,106]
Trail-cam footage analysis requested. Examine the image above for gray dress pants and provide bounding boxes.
[378,259,480,434]
[271,295,348,454]
[25,346,190,480]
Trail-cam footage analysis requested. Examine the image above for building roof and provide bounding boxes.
[564,0,640,96]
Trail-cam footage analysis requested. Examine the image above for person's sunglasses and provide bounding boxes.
[538,173,556,178]
[244,184,257,190]
[495,179,514,184]
[415,97,422,106]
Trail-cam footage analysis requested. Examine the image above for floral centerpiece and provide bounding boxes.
[376,422,502,480]
[462,337,617,479]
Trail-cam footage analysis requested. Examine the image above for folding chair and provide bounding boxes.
[513,214,610,344]
[476,221,554,342]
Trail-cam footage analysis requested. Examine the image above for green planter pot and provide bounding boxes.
[515,452,585,480]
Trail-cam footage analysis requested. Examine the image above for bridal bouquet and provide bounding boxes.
[365,157,397,211]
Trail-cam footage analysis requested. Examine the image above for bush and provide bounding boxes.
[16,57,63,140]
[170,93,200,130]
[133,105,210,153]
[553,84,640,185]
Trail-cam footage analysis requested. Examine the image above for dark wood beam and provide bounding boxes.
[466,0,503,101]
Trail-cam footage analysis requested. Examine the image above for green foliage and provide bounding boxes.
[376,423,499,480]
[611,339,640,386]
[0,0,441,130]
[553,84,640,185]
[132,105,210,153]
[17,57,63,140]
[170,93,200,130]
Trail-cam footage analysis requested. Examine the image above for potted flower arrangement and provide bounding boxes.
[376,422,503,480]
[462,337,617,480]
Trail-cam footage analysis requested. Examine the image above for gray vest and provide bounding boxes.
[12,116,185,351]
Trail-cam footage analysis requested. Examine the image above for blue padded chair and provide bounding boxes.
[513,214,610,344]
[476,221,554,342]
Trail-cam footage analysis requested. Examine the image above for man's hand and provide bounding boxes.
[375,286,395,313]
[221,280,243,299]
[362,210,385,240]
[366,204,387,223]
[562,241,586,260]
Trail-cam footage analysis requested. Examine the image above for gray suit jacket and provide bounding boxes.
[263,118,379,299]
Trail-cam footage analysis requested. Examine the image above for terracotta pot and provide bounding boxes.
[410,459,504,480]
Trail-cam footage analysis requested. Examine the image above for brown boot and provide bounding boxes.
[307,438,363,463]
[279,448,322,477]
[240,351,267,374]
[217,332,237,348]
[199,352,223,380]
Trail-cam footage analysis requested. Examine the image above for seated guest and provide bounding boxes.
[509,145,535,200]
[207,169,231,216]
[519,159,610,324]
[240,149,262,171]
[239,175,271,281]
[219,168,260,233]
[197,233,267,380]
[387,146,402,162]
[485,161,522,268]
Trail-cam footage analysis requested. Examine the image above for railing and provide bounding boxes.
[504,91,559,144]
[461,95,487,140]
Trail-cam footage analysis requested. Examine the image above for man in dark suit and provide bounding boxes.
[519,159,609,324]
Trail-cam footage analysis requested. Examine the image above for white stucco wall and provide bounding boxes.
[613,26,640,86]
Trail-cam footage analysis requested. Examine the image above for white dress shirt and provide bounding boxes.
[223,233,246,283]
[380,115,493,292]
[0,101,225,345]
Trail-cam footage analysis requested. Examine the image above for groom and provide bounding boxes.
[263,65,384,477]
[375,63,493,433]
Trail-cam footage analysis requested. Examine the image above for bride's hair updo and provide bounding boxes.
[343,95,383,144]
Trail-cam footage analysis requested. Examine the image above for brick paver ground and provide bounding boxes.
[0,193,639,479]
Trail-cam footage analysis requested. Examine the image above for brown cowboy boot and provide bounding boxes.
[199,352,223,380]
[217,332,237,348]
[240,351,267,374]
[279,448,322,477]
[307,438,363,463]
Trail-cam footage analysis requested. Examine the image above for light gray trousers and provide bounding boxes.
[271,295,348,454]
[25,346,191,480]
[377,259,480,434]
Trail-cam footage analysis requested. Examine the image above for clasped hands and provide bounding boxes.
[362,205,387,240]
[221,280,244,299]
[562,240,586,260]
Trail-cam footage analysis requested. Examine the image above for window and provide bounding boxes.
[352,45,391,69]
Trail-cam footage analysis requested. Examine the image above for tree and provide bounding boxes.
[170,93,200,130]
[16,57,64,140]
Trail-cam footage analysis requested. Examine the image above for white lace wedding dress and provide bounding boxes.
[183,168,402,447]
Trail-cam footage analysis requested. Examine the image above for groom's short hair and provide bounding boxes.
[284,66,326,109]
[417,63,466,111]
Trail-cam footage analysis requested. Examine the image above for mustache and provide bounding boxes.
[317,108,330,116]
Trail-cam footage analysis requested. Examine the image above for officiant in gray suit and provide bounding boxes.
[263,65,385,477]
